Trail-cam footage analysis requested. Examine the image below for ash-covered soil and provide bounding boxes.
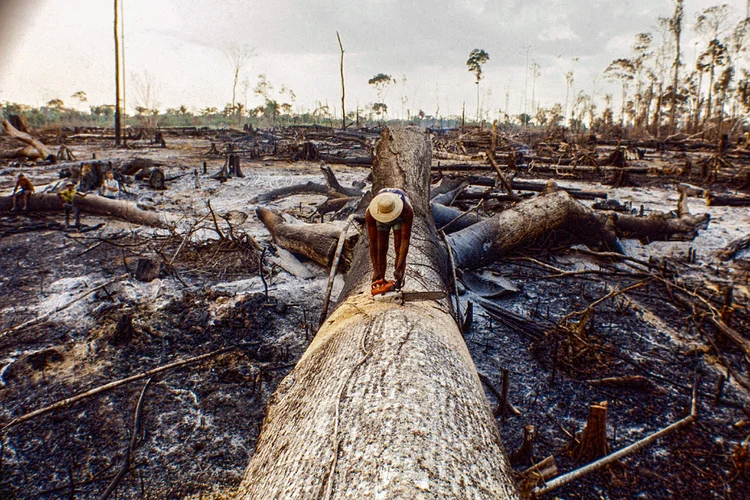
[1,131,749,499]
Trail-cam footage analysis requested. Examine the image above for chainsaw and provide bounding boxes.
[373,289,447,304]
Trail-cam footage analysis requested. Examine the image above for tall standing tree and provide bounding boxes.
[71,91,87,112]
[631,33,654,130]
[668,0,683,133]
[604,58,636,126]
[224,43,254,116]
[695,4,732,128]
[697,38,729,127]
[466,49,490,123]
[368,73,395,119]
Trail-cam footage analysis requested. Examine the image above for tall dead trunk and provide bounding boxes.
[114,0,122,147]
[669,0,683,133]
[337,31,346,129]
[238,127,519,499]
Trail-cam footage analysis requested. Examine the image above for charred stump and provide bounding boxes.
[574,401,611,462]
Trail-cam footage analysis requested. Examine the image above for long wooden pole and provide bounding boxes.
[114,0,122,146]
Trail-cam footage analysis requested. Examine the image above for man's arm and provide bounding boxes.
[365,210,381,282]
[393,204,413,286]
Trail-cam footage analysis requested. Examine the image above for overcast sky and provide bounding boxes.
[0,0,748,119]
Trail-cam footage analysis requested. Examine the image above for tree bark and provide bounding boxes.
[447,186,621,270]
[239,127,519,499]
[0,194,167,228]
[255,207,357,270]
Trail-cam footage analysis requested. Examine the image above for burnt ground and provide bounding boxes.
[0,129,749,499]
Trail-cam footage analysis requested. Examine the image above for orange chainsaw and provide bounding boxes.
[371,279,398,296]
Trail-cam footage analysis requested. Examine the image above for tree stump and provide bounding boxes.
[230,154,244,177]
[135,258,161,282]
[8,114,29,133]
[511,425,536,467]
[575,401,611,462]
[149,168,166,190]
[109,313,136,345]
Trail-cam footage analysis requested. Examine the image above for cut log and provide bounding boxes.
[317,196,357,215]
[704,191,750,207]
[238,127,520,499]
[256,207,357,270]
[446,182,709,269]
[119,157,155,176]
[0,194,167,228]
[252,181,335,204]
[2,119,53,160]
[717,233,750,261]
[149,168,166,190]
[447,186,621,270]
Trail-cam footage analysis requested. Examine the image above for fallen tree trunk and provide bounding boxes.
[239,127,519,499]
[446,183,709,269]
[0,194,167,228]
[447,185,621,270]
[251,181,334,203]
[256,207,357,269]
[510,179,608,200]
[320,165,363,197]
[2,119,53,160]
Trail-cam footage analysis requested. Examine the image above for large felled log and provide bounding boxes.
[430,201,482,232]
[2,119,53,160]
[255,207,357,269]
[239,127,520,499]
[447,184,621,269]
[0,194,167,228]
[446,182,709,269]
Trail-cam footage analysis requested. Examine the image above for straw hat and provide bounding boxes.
[368,191,404,223]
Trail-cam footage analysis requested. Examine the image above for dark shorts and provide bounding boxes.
[376,218,403,232]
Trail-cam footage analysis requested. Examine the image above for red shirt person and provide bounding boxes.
[11,173,35,211]
[365,188,414,295]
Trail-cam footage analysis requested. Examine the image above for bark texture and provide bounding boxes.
[447,187,620,270]
[0,193,167,228]
[255,207,357,270]
[238,127,519,499]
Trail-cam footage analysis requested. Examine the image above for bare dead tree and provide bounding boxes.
[224,43,255,113]
[337,31,346,129]
[114,0,122,146]
[668,0,683,134]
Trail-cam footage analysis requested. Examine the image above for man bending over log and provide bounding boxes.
[10,173,34,211]
[366,188,414,295]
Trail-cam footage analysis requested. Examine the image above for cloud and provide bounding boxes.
[538,25,580,42]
